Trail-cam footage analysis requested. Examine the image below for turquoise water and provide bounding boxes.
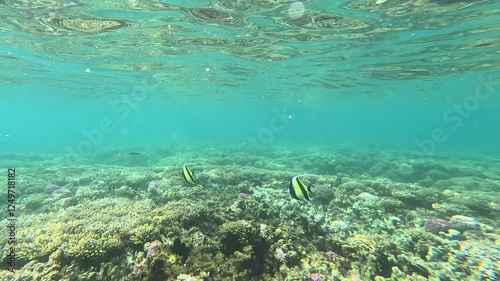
[2,83,500,156]
[1,0,499,158]
[1,1,500,280]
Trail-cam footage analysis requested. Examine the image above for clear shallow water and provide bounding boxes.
[1,2,500,280]
[1,0,500,158]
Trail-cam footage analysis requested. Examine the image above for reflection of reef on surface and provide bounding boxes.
[0,0,498,82]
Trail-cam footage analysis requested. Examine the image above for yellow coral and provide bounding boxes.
[353,234,376,251]
[169,254,178,264]
[275,227,283,236]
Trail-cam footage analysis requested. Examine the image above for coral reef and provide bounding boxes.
[0,146,498,280]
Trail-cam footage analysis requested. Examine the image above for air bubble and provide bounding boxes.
[288,2,305,19]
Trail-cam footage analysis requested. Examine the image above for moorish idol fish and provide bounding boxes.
[182,163,196,185]
[289,174,314,201]
[335,177,343,186]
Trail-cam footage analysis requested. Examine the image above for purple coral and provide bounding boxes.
[146,242,161,259]
[311,273,322,281]
[424,218,454,234]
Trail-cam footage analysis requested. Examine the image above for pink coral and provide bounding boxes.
[146,242,161,259]
[131,264,144,278]
[424,218,454,234]
[311,273,322,281]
